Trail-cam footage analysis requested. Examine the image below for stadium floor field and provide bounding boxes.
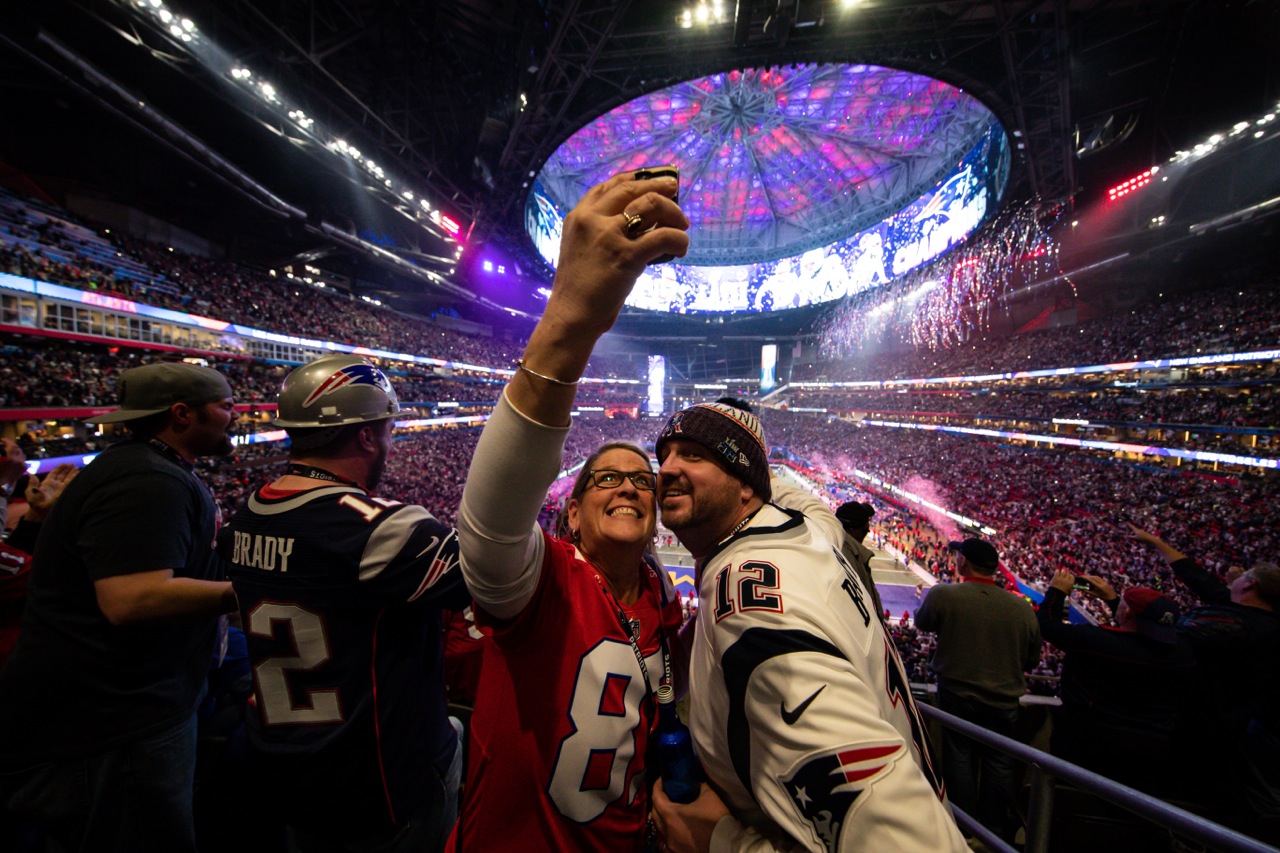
[657,537,936,622]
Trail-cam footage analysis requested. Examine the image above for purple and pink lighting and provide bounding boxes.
[525,63,1008,315]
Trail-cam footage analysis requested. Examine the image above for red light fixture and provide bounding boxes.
[1107,168,1155,202]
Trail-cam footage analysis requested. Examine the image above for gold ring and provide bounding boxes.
[623,210,644,237]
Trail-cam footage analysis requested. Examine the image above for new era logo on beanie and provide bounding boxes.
[656,402,772,501]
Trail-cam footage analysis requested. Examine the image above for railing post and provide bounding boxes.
[1025,763,1056,853]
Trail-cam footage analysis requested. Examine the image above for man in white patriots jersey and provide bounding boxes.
[218,354,469,852]
[650,401,967,853]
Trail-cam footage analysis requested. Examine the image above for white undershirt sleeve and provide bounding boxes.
[457,388,569,620]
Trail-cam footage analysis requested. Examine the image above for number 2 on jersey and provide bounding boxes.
[248,601,343,726]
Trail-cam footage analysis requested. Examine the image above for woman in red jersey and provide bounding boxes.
[448,170,689,852]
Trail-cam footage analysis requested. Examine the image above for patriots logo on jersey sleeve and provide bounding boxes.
[301,363,393,408]
[782,741,905,853]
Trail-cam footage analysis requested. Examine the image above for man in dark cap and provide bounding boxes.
[0,361,240,852]
[652,403,965,851]
[1036,569,1195,793]
[915,537,1040,841]
[835,500,883,617]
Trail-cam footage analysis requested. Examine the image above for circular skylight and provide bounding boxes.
[526,62,1009,313]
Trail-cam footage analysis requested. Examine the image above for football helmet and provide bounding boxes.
[274,354,400,428]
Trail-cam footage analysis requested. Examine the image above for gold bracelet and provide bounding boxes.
[515,358,579,387]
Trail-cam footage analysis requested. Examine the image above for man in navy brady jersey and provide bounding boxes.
[218,354,469,852]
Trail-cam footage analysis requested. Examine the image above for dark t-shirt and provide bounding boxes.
[1172,556,1280,740]
[0,440,223,764]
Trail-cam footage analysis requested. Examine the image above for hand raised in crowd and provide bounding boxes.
[1125,522,1186,565]
[1126,522,1162,546]
[1049,570,1117,601]
[1079,573,1117,601]
[24,463,79,523]
[1049,569,1078,593]
[651,779,729,853]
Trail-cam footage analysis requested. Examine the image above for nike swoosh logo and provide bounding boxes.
[415,536,441,559]
[781,685,826,725]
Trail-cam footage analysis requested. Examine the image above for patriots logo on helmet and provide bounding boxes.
[301,363,392,408]
[782,741,905,853]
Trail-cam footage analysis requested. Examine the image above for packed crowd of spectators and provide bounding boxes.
[0,339,647,424]
[759,407,1277,613]
[0,192,644,381]
[781,392,1280,460]
[786,381,1280,431]
[797,276,1280,382]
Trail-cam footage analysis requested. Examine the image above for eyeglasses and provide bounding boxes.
[586,469,657,491]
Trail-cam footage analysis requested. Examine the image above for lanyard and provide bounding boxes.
[147,438,213,505]
[285,463,366,490]
[145,438,228,664]
[146,437,193,472]
[593,567,673,707]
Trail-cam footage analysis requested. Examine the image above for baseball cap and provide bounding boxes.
[85,362,233,424]
[1122,588,1180,644]
[835,501,875,527]
[947,538,1000,572]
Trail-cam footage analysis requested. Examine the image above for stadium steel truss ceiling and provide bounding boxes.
[534,63,1002,267]
[0,0,1265,325]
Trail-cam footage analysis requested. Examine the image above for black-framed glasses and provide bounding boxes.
[586,469,657,491]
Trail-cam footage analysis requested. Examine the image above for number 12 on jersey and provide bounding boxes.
[713,561,785,622]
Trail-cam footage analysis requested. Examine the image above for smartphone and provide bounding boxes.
[633,165,679,265]
[1072,576,1095,591]
[634,165,679,204]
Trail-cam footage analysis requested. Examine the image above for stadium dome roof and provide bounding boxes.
[533,63,1003,268]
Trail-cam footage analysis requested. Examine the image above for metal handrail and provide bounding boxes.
[918,703,1280,853]
[950,803,1019,853]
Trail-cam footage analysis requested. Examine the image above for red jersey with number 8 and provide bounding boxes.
[449,534,683,853]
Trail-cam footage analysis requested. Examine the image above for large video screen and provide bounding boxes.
[526,122,1008,314]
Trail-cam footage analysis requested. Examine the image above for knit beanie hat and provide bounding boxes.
[655,403,772,501]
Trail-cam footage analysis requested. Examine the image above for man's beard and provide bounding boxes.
[194,408,234,457]
[366,445,388,491]
[661,476,741,537]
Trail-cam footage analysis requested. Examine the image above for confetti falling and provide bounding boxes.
[817,200,1069,356]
